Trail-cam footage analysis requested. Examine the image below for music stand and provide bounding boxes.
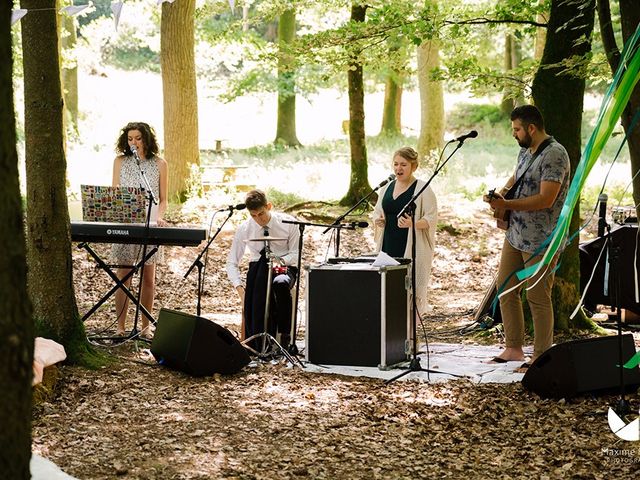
[241,235,303,367]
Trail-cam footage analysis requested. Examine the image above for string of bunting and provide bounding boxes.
[12,0,236,29]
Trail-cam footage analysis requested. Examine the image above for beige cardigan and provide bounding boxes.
[373,179,437,314]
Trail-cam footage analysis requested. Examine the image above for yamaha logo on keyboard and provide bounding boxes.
[106,229,130,236]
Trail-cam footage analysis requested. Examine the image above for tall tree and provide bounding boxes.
[598,0,640,216]
[531,0,596,329]
[380,39,405,137]
[274,8,301,146]
[0,4,33,478]
[417,36,445,160]
[341,2,372,205]
[60,0,78,134]
[500,33,524,116]
[22,0,87,358]
[161,0,199,202]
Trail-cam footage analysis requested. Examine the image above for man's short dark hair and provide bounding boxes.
[245,189,268,211]
[510,105,545,131]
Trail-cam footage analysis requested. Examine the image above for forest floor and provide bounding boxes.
[32,195,640,479]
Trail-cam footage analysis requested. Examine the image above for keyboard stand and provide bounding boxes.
[78,242,157,326]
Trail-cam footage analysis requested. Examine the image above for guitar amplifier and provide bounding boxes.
[305,263,409,368]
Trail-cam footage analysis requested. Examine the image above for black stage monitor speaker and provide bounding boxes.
[151,308,250,376]
[522,334,640,399]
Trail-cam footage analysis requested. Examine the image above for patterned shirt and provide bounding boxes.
[506,137,570,254]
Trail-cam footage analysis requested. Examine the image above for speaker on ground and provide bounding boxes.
[151,308,250,376]
[522,334,640,399]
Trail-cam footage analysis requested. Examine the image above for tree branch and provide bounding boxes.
[444,17,546,28]
[596,0,621,72]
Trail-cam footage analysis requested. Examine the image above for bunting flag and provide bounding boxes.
[513,23,640,289]
[624,351,640,369]
[11,9,28,25]
[111,1,123,30]
[59,4,92,16]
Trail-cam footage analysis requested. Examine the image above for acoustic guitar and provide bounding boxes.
[487,188,511,230]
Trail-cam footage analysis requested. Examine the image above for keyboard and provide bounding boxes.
[70,222,206,247]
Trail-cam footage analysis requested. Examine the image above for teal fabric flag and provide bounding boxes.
[624,351,640,370]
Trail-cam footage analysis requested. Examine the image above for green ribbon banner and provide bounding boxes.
[516,23,640,282]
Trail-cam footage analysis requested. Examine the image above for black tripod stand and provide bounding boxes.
[386,141,468,384]
[240,235,303,368]
[184,206,242,316]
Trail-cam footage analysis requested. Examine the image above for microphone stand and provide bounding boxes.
[386,140,467,384]
[132,156,158,341]
[323,180,389,257]
[184,209,237,317]
[608,223,632,417]
[283,219,361,355]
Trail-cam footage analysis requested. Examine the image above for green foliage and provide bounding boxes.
[75,2,160,73]
[266,187,306,208]
[460,181,489,201]
[448,103,508,130]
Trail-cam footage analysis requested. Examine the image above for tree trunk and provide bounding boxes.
[500,34,524,116]
[274,9,301,147]
[531,0,596,330]
[598,0,640,218]
[161,0,199,202]
[380,71,402,136]
[417,37,445,162]
[21,0,88,359]
[534,9,548,61]
[0,5,33,478]
[60,0,78,134]
[341,4,371,206]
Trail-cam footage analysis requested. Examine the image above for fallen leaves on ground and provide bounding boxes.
[34,197,639,479]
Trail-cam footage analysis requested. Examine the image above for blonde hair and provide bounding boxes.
[393,147,419,167]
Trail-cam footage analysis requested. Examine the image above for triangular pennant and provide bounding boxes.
[11,9,28,25]
[60,4,91,16]
[624,351,640,369]
[111,1,123,30]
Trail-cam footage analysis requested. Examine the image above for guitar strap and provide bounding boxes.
[505,137,553,201]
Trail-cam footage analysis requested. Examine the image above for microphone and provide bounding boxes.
[130,144,141,165]
[597,193,608,237]
[453,130,478,142]
[217,203,246,212]
[347,221,369,228]
[377,174,396,188]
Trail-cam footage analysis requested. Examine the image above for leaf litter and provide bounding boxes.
[33,198,640,479]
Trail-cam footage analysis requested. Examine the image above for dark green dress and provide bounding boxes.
[381,180,418,257]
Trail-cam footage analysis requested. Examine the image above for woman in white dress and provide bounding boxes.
[112,122,168,338]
